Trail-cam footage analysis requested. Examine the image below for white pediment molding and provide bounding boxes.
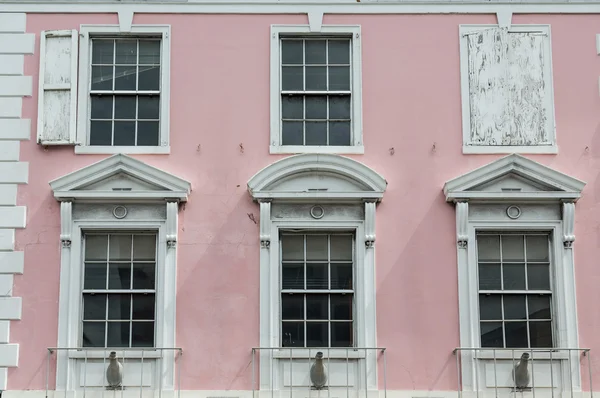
[443,154,585,202]
[49,154,191,202]
[247,154,387,202]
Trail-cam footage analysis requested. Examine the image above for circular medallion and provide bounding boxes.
[310,205,325,219]
[113,205,128,219]
[506,205,522,220]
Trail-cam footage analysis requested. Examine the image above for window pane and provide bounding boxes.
[132,263,155,290]
[480,322,503,347]
[281,235,304,260]
[282,322,304,347]
[282,262,304,290]
[82,322,105,347]
[505,321,528,348]
[305,66,327,91]
[503,295,526,320]
[282,121,303,145]
[530,321,553,348]
[526,235,549,262]
[329,96,351,120]
[132,322,154,347]
[306,322,328,347]
[137,121,160,146]
[330,235,352,260]
[132,295,155,320]
[502,235,525,261]
[331,322,352,347]
[305,96,327,120]
[282,96,303,119]
[305,122,327,145]
[139,40,161,64]
[138,66,160,91]
[92,39,114,65]
[328,40,350,64]
[108,263,131,290]
[330,294,352,320]
[109,235,132,260]
[91,66,113,91]
[528,295,551,319]
[282,66,303,91]
[114,121,136,146]
[528,263,550,290]
[281,294,303,320]
[114,66,137,90]
[90,121,112,146]
[478,263,501,290]
[85,235,108,260]
[115,40,137,64]
[306,235,328,261]
[329,122,351,146]
[306,263,328,289]
[133,235,156,261]
[503,263,526,290]
[114,96,136,120]
[91,96,113,119]
[330,263,352,289]
[305,40,326,64]
[83,294,106,320]
[108,294,131,320]
[138,96,160,119]
[107,321,130,347]
[84,263,107,289]
[281,40,303,65]
[479,295,502,320]
[328,66,350,91]
[477,235,500,261]
[306,295,328,320]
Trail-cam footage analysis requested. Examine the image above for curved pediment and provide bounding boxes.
[247,154,387,202]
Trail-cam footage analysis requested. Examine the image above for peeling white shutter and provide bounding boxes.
[37,30,78,145]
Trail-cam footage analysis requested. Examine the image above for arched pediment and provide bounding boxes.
[247,154,387,202]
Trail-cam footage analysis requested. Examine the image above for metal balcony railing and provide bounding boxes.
[251,347,386,398]
[45,347,183,398]
[453,348,592,398]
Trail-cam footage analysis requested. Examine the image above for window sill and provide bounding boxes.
[271,349,366,359]
[68,349,164,359]
[270,145,364,155]
[74,146,171,155]
[462,145,558,155]
[475,350,569,360]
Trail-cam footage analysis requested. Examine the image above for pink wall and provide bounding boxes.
[11,11,600,391]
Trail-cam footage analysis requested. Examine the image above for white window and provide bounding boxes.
[459,25,556,154]
[270,25,363,154]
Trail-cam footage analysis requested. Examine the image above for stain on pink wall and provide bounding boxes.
[11,11,600,392]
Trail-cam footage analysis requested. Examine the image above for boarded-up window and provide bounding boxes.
[466,28,552,147]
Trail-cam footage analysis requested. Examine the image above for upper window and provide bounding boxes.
[270,25,363,154]
[477,232,553,349]
[459,25,556,154]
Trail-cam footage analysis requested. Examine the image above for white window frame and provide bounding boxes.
[459,24,557,154]
[270,25,363,155]
[76,24,171,155]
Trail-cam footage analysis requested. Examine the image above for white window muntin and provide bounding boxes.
[76,24,171,154]
[270,25,363,155]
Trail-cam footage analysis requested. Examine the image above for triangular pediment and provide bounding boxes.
[443,154,585,202]
[248,154,387,202]
[50,154,191,202]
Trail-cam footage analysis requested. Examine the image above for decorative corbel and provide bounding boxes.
[562,202,575,248]
[60,201,72,248]
[166,201,178,248]
[364,200,376,248]
[259,200,272,249]
[456,201,469,249]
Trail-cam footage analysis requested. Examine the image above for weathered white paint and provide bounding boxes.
[0,54,24,74]
[0,297,22,320]
[0,76,32,97]
[0,119,30,140]
[0,33,34,54]
[0,251,24,274]
[0,141,20,161]
[467,27,550,146]
[37,30,78,145]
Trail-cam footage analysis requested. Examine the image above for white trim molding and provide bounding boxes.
[269,24,363,155]
[443,154,585,394]
[0,12,32,390]
[247,154,386,392]
[50,156,190,392]
[75,24,171,154]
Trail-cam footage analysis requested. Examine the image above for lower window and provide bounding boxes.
[81,232,157,347]
[477,232,553,348]
[280,232,354,348]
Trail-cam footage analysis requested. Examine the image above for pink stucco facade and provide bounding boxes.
[2,3,600,396]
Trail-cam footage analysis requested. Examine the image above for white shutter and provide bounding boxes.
[36,30,78,145]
